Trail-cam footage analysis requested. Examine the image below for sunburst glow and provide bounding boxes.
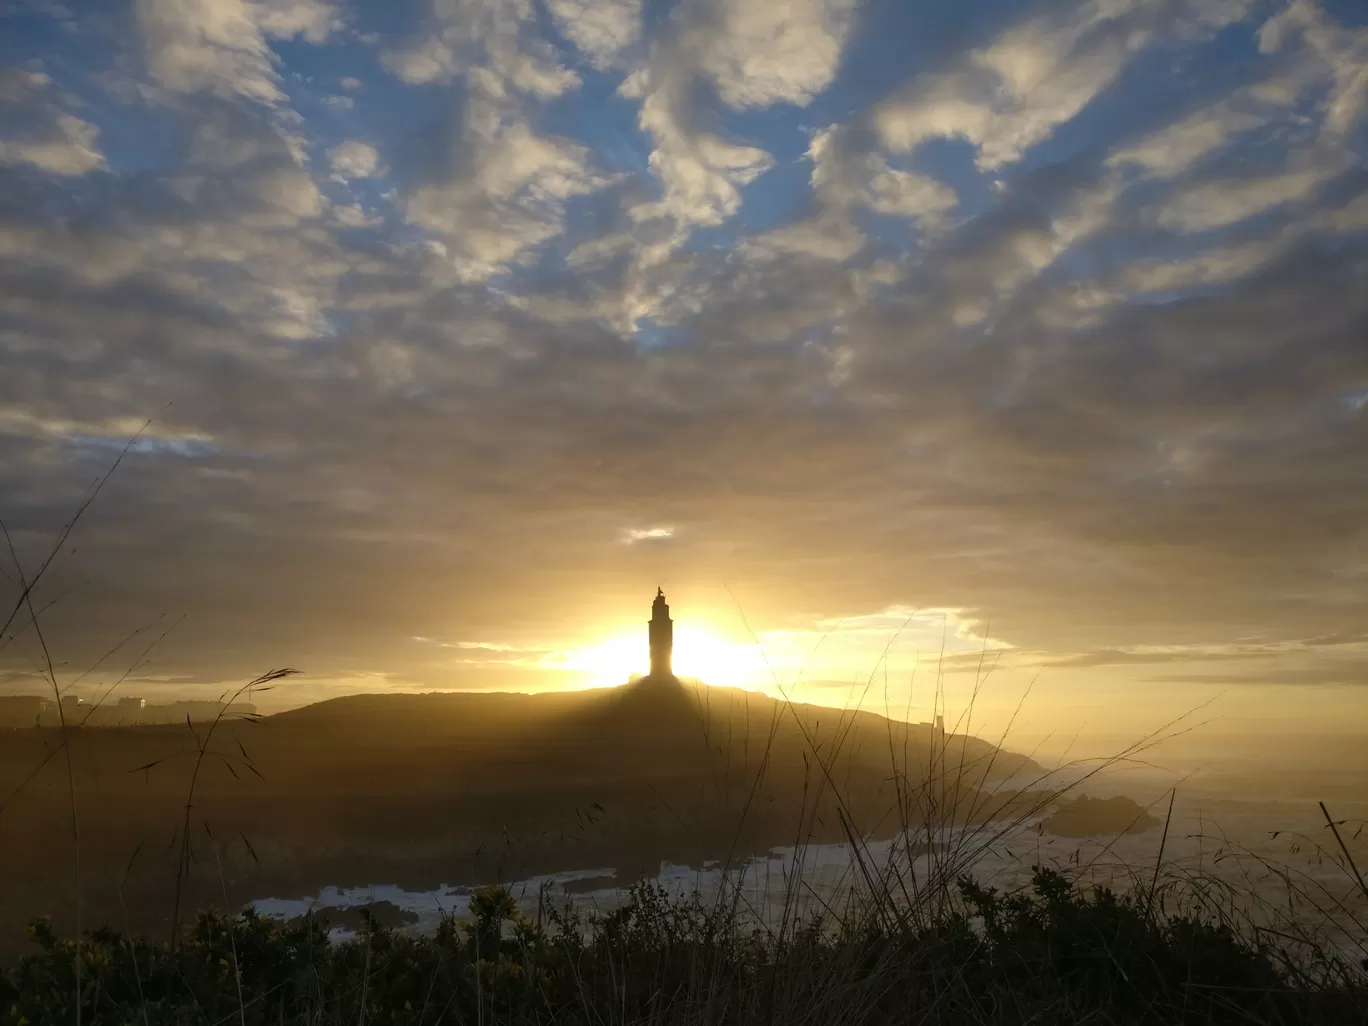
[560,625,772,689]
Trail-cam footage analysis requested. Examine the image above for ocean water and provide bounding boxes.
[249,776,1368,965]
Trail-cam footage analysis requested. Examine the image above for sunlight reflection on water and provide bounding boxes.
[250,794,1367,963]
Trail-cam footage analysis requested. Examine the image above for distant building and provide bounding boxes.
[1,694,264,728]
[51,694,85,727]
[0,695,51,728]
[111,696,147,725]
[934,714,945,737]
[648,587,674,680]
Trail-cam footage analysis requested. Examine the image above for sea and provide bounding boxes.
[249,762,1368,969]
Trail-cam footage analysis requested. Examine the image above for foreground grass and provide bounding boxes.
[4,868,1365,1026]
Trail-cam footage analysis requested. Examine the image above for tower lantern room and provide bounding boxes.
[648,588,674,679]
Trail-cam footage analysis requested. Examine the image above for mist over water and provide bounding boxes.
[247,749,1368,966]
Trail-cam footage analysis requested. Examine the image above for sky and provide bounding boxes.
[1,0,1366,750]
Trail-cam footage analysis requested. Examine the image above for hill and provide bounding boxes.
[0,679,1042,953]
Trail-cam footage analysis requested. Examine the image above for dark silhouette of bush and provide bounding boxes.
[2,869,1364,1025]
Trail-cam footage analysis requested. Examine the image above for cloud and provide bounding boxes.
[333,202,383,228]
[1303,633,1368,648]
[403,98,611,280]
[566,232,636,271]
[689,0,858,111]
[875,9,1132,169]
[876,0,1251,170]
[1103,0,1364,186]
[741,213,866,263]
[809,124,957,224]
[546,0,642,69]
[0,70,105,176]
[136,0,284,103]
[622,526,674,543]
[0,111,104,177]
[133,0,336,102]
[5,212,1367,682]
[373,0,615,282]
[629,81,773,230]
[1146,665,1368,687]
[381,39,454,86]
[381,0,578,97]
[601,0,862,327]
[3,0,1368,702]
[1040,645,1280,668]
[0,409,212,447]
[255,0,344,43]
[1103,22,1347,179]
[1154,152,1345,232]
[1120,240,1281,294]
[1108,101,1272,180]
[178,107,326,225]
[328,140,380,179]
[1259,0,1368,134]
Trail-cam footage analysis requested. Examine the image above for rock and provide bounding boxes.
[303,900,419,932]
[1042,795,1161,838]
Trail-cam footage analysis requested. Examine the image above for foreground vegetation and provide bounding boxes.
[4,868,1366,1025]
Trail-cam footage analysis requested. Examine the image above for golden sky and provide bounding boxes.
[2,0,1367,756]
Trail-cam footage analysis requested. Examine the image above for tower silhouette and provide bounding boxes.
[648,588,674,679]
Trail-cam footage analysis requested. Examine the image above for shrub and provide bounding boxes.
[2,869,1365,1025]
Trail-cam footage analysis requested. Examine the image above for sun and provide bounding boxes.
[561,625,770,689]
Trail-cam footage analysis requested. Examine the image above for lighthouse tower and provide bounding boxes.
[648,588,674,680]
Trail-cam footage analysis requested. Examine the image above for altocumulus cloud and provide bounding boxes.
[623,527,675,544]
[0,0,1365,694]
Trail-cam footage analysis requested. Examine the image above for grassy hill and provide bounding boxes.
[0,678,1042,954]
